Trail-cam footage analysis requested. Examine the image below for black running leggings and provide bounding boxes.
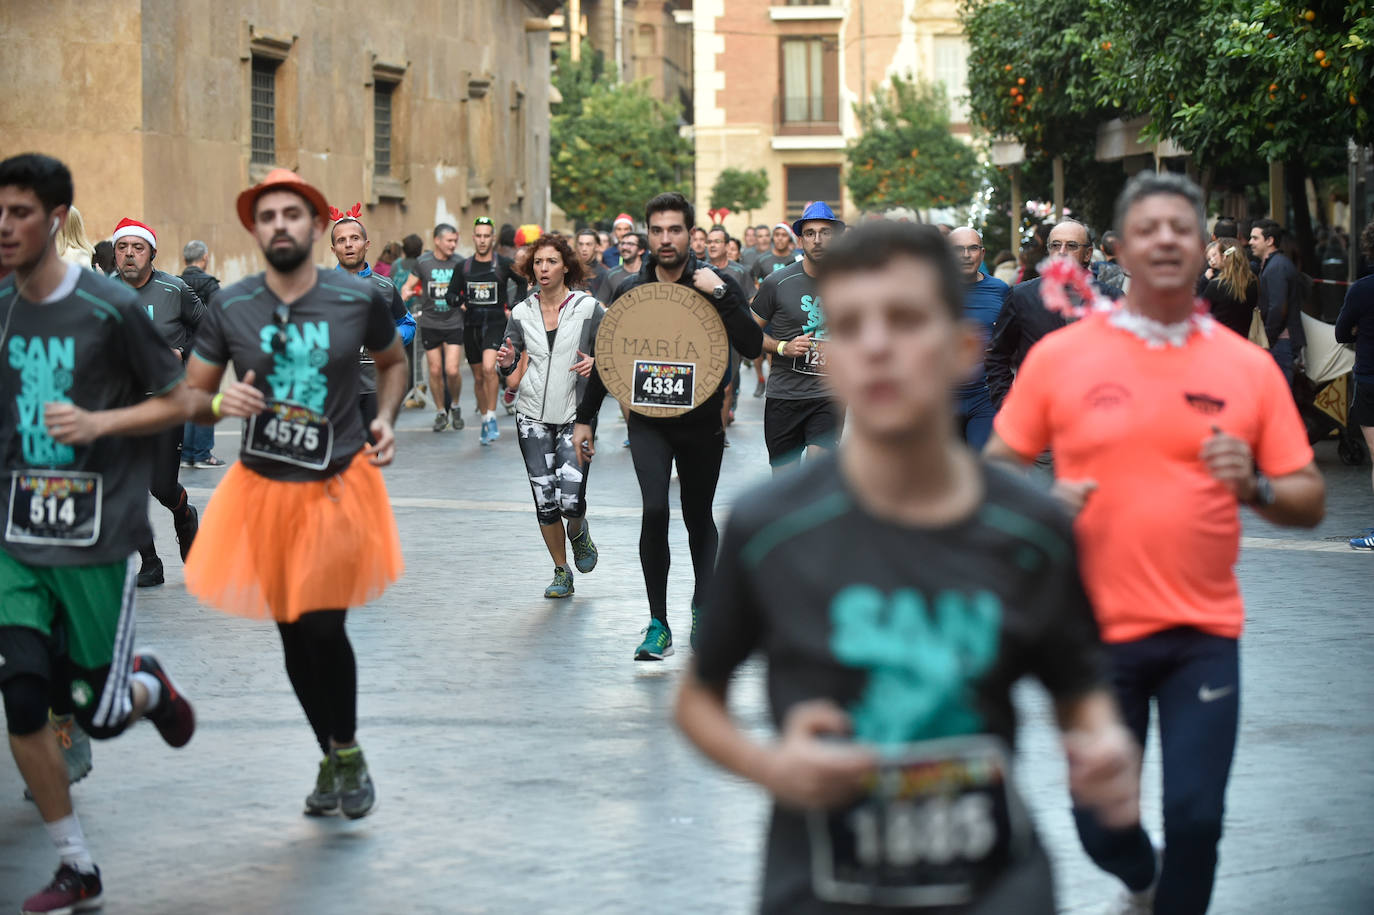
[141,423,191,561]
[627,404,726,623]
[277,610,357,755]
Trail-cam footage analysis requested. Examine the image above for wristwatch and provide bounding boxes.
[710,283,727,300]
[1248,472,1276,507]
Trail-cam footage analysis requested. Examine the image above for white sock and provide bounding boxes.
[46,813,96,874]
[131,670,162,712]
[484,410,496,422]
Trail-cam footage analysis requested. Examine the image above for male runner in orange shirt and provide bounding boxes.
[986,171,1325,914]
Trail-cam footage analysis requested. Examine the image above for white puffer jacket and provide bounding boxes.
[501,290,605,424]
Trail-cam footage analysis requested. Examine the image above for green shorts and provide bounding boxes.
[0,550,137,722]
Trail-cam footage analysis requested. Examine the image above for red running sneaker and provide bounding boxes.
[133,651,196,748]
[22,864,102,914]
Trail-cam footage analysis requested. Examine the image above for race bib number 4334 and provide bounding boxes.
[244,401,334,471]
[6,470,102,547]
[808,736,1026,908]
[631,360,696,409]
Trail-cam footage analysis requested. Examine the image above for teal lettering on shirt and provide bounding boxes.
[829,585,1002,745]
[801,293,826,339]
[8,335,76,465]
[258,321,330,412]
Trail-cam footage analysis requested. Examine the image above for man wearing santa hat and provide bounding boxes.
[110,217,205,588]
[602,212,635,268]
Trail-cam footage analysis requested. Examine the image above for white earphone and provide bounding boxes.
[50,217,59,236]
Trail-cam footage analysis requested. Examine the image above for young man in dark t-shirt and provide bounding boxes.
[751,223,803,282]
[0,153,199,915]
[412,224,465,431]
[677,220,1140,914]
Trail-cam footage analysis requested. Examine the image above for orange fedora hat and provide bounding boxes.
[235,168,331,231]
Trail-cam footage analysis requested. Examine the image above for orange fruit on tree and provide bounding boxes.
[1300,92,1308,100]
[1269,83,1278,91]
[1304,9,1315,21]
[1320,58,1331,68]
[1004,64,1013,71]
[1314,49,1325,60]
[1018,77,1026,85]
[1102,41,1111,50]
[1036,86,1044,93]
[1353,95,1360,105]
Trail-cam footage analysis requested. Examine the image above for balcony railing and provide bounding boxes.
[776,94,840,135]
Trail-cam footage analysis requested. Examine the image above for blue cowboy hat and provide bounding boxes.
[792,201,846,238]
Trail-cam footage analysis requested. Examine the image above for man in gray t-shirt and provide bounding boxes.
[751,203,846,470]
[411,224,467,430]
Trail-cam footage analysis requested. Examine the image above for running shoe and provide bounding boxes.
[544,565,574,598]
[622,438,631,448]
[753,379,765,398]
[304,755,340,816]
[570,524,598,573]
[174,504,199,561]
[180,458,195,469]
[193,455,227,469]
[634,618,674,661]
[133,652,195,748]
[136,557,164,588]
[1105,885,1155,914]
[334,745,376,819]
[432,411,448,432]
[479,422,491,445]
[21,864,102,915]
[723,435,731,448]
[449,406,465,430]
[503,388,517,414]
[486,416,501,441]
[1350,531,1374,550]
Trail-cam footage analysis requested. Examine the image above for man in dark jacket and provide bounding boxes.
[1250,218,1306,386]
[180,240,225,470]
[572,192,764,662]
[986,219,1122,408]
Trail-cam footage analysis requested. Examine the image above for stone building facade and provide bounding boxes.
[690,0,970,236]
[0,0,560,283]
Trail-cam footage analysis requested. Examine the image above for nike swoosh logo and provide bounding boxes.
[1198,684,1235,703]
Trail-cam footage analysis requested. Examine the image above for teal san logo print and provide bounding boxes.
[829,585,1002,745]
[8,336,76,465]
[429,268,454,312]
[801,293,826,339]
[259,321,329,412]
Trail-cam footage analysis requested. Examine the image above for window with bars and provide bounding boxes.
[374,80,395,177]
[785,165,842,222]
[251,57,278,165]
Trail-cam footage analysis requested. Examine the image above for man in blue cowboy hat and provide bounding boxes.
[751,201,846,471]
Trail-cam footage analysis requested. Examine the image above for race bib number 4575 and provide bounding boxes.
[6,470,102,547]
[244,401,334,471]
[808,736,1026,908]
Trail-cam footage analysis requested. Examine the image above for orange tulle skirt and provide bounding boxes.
[185,453,403,622]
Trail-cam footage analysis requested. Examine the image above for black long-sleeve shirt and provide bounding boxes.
[1334,274,1374,381]
[1258,252,1307,350]
[575,254,763,425]
[985,276,1121,408]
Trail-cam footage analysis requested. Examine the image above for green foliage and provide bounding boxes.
[550,45,693,223]
[960,0,1115,157]
[845,76,981,212]
[709,168,769,216]
[1090,0,1372,165]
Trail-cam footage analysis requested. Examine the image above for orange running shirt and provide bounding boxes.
[994,313,1313,644]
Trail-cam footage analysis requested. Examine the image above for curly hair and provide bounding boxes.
[519,233,585,290]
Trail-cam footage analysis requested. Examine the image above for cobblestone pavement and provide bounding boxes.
[2,388,1372,913]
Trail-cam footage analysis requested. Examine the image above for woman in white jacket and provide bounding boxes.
[498,234,606,598]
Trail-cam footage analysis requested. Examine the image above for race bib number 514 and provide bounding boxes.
[808,736,1026,908]
[244,401,334,470]
[6,470,102,547]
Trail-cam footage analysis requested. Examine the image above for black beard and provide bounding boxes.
[656,247,685,267]
[265,239,311,272]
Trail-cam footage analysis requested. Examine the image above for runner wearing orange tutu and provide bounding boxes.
[183,169,409,820]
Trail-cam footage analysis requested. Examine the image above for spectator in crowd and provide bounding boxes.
[394,233,425,308]
[1335,223,1374,549]
[55,204,95,270]
[1203,241,1259,338]
[576,227,609,295]
[690,226,708,260]
[91,238,115,275]
[1097,230,1127,291]
[374,240,401,278]
[726,236,744,263]
[1018,222,1053,283]
[991,248,1018,285]
[498,223,518,261]
[987,219,1122,408]
[604,214,634,267]
[1250,217,1306,384]
[180,239,226,469]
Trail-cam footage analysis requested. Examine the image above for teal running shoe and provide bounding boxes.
[635,618,674,661]
[570,523,598,573]
[544,565,574,598]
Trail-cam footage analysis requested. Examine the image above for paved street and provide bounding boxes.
[2,388,1372,913]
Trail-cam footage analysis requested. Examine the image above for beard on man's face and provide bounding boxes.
[265,235,312,272]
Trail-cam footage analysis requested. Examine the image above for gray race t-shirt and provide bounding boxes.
[0,269,185,567]
[412,252,463,330]
[751,260,829,401]
[115,267,205,354]
[192,269,398,481]
[751,250,802,283]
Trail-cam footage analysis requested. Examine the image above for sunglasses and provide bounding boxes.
[270,302,290,354]
[474,217,494,227]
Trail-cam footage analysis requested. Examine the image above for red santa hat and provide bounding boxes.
[112,217,157,250]
[612,213,634,228]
